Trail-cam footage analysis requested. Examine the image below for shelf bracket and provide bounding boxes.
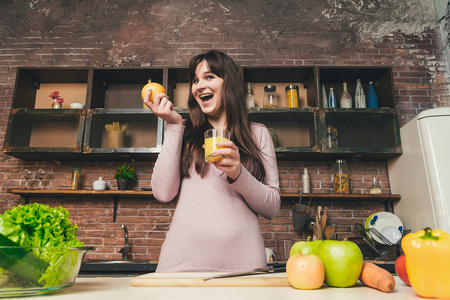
[113,196,119,222]
[382,198,394,213]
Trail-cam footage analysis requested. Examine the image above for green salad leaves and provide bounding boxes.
[0,203,85,287]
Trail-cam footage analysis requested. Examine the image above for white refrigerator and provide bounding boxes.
[388,107,450,232]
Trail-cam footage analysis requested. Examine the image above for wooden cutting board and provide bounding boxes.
[130,272,290,287]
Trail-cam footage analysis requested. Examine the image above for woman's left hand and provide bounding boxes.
[211,140,242,181]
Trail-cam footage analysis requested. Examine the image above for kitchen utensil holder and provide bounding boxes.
[292,189,312,230]
[354,223,411,261]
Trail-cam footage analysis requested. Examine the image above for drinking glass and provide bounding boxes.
[204,129,230,164]
[278,239,295,261]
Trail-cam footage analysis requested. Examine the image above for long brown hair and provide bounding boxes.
[180,50,266,181]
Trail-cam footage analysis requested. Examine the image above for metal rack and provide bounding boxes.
[354,223,411,261]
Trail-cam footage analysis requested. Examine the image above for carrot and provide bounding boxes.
[359,262,395,293]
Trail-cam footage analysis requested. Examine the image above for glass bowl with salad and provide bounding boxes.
[0,203,94,298]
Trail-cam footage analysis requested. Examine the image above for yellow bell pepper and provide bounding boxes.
[401,227,450,299]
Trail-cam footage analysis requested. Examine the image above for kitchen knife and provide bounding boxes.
[203,266,286,281]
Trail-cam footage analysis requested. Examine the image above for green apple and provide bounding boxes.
[290,238,322,256]
[315,240,363,287]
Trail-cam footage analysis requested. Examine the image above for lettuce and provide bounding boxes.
[0,203,84,287]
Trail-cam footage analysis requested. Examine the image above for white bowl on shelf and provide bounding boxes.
[70,103,85,109]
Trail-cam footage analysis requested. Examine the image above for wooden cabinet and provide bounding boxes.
[320,108,401,160]
[83,68,165,160]
[317,67,401,160]
[4,68,89,160]
[3,66,402,161]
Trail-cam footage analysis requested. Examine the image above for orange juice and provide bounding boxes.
[204,129,230,164]
[205,137,229,163]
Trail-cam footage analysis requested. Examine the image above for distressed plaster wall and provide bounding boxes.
[0,0,448,260]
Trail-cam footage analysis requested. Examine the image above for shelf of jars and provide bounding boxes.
[3,66,401,161]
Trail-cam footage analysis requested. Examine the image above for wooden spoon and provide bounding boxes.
[324,225,336,240]
[320,207,328,237]
[316,206,322,240]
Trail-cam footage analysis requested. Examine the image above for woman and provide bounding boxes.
[144,50,280,272]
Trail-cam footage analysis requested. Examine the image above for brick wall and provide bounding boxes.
[0,0,448,261]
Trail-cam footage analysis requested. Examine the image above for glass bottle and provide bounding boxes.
[285,85,299,108]
[70,167,81,190]
[263,85,278,108]
[333,160,350,194]
[340,81,352,108]
[245,82,256,108]
[355,79,366,108]
[328,88,337,108]
[321,84,328,108]
[369,176,382,194]
[302,168,310,193]
[367,81,379,108]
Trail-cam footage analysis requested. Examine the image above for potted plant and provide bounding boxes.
[114,164,136,190]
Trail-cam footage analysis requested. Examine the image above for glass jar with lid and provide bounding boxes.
[333,160,350,194]
[263,85,278,108]
[70,167,81,190]
[285,85,299,108]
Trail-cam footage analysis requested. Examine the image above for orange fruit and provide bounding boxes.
[141,80,166,105]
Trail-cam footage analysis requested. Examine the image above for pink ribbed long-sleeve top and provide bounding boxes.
[152,122,281,272]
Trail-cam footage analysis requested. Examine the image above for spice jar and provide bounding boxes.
[333,160,350,194]
[285,85,299,108]
[70,167,81,190]
[263,85,278,108]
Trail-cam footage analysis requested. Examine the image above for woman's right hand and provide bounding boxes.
[144,88,183,125]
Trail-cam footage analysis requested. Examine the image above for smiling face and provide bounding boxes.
[191,60,225,122]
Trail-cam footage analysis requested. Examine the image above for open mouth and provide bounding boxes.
[200,93,213,102]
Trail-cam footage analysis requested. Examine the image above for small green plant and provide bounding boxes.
[114,164,136,181]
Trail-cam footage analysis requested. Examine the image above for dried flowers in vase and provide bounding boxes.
[49,91,64,109]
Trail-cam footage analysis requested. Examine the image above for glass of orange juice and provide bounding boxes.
[204,129,230,164]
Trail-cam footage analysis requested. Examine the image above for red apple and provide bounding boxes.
[395,255,410,286]
[286,252,325,289]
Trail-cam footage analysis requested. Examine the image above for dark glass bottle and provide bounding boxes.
[367,81,379,108]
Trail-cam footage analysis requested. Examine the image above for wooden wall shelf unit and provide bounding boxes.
[8,189,401,217]
[7,189,400,200]
[4,66,402,161]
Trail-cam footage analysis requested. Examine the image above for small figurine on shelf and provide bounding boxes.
[49,91,64,109]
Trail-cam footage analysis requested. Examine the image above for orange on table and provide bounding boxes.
[141,80,166,107]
